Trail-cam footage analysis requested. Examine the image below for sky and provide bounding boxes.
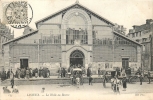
[0,0,153,38]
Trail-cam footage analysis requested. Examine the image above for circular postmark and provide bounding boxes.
[5,1,33,29]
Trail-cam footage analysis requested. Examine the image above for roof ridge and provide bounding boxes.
[35,1,114,27]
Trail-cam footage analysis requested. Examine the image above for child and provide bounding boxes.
[12,86,19,93]
[41,87,45,93]
[111,77,115,90]
[3,86,11,93]
[113,77,121,94]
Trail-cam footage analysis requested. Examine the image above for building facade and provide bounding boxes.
[151,23,153,71]
[3,2,141,74]
[127,19,153,71]
[0,19,14,69]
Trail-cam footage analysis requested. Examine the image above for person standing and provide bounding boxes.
[39,67,42,77]
[111,77,115,90]
[122,77,127,91]
[10,71,14,88]
[16,68,20,79]
[5,71,7,80]
[113,76,121,94]
[147,70,151,84]
[61,68,63,78]
[98,68,101,77]
[7,69,10,79]
[139,74,143,85]
[29,68,32,78]
[87,67,91,77]
[63,68,66,77]
[35,68,38,78]
[26,68,30,79]
[89,75,93,85]
[58,67,62,78]
[11,78,14,88]
[1,71,5,81]
[103,71,107,88]
[47,68,50,78]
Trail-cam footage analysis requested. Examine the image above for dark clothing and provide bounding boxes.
[139,76,143,85]
[7,71,10,79]
[103,76,107,88]
[39,69,42,77]
[62,68,66,77]
[11,78,14,88]
[87,68,91,77]
[122,78,127,88]
[98,69,101,77]
[1,71,6,81]
[148,72,151,83]
[89,76,93,85]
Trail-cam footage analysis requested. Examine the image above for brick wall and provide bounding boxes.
[10,44,62,63]
[93,45,137,62]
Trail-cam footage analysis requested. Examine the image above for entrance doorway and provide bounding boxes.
[70,50,84,67]
[122,58,129,69]
[20,59,28,69]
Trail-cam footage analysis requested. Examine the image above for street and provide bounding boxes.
[1,82,153,100]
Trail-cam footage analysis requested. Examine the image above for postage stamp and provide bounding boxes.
[3,1,33,29]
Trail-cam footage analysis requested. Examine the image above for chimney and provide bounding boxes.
[133,25,138,29]
[146,19,153,24]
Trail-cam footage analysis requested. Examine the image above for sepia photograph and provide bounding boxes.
[0,0,153,100]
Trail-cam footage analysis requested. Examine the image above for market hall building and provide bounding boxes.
[2,2,142,75]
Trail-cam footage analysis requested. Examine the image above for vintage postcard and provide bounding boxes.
[0,0,153,100]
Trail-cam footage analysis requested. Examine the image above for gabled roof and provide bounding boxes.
[113,31,142,46]
[3,30,38,45]
[35,2,115,28]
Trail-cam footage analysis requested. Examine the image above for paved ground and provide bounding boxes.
[1,82,153,100]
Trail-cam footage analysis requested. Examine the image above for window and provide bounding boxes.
[66,28,88,44]
[136,39,140,42]
[139,32,141,37]
[42,32,61,44]
[132,33,135,38]
[136,32,138,37]
[142,38,147,42]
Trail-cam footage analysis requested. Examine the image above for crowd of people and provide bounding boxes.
[1,65,152,95]
[0,67,51,81]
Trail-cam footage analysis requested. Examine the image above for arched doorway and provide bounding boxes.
[70,50,85,67]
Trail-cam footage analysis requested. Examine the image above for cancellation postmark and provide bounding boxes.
[4,1,33,29]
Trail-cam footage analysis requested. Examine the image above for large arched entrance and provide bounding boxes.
[70,50,85,67]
